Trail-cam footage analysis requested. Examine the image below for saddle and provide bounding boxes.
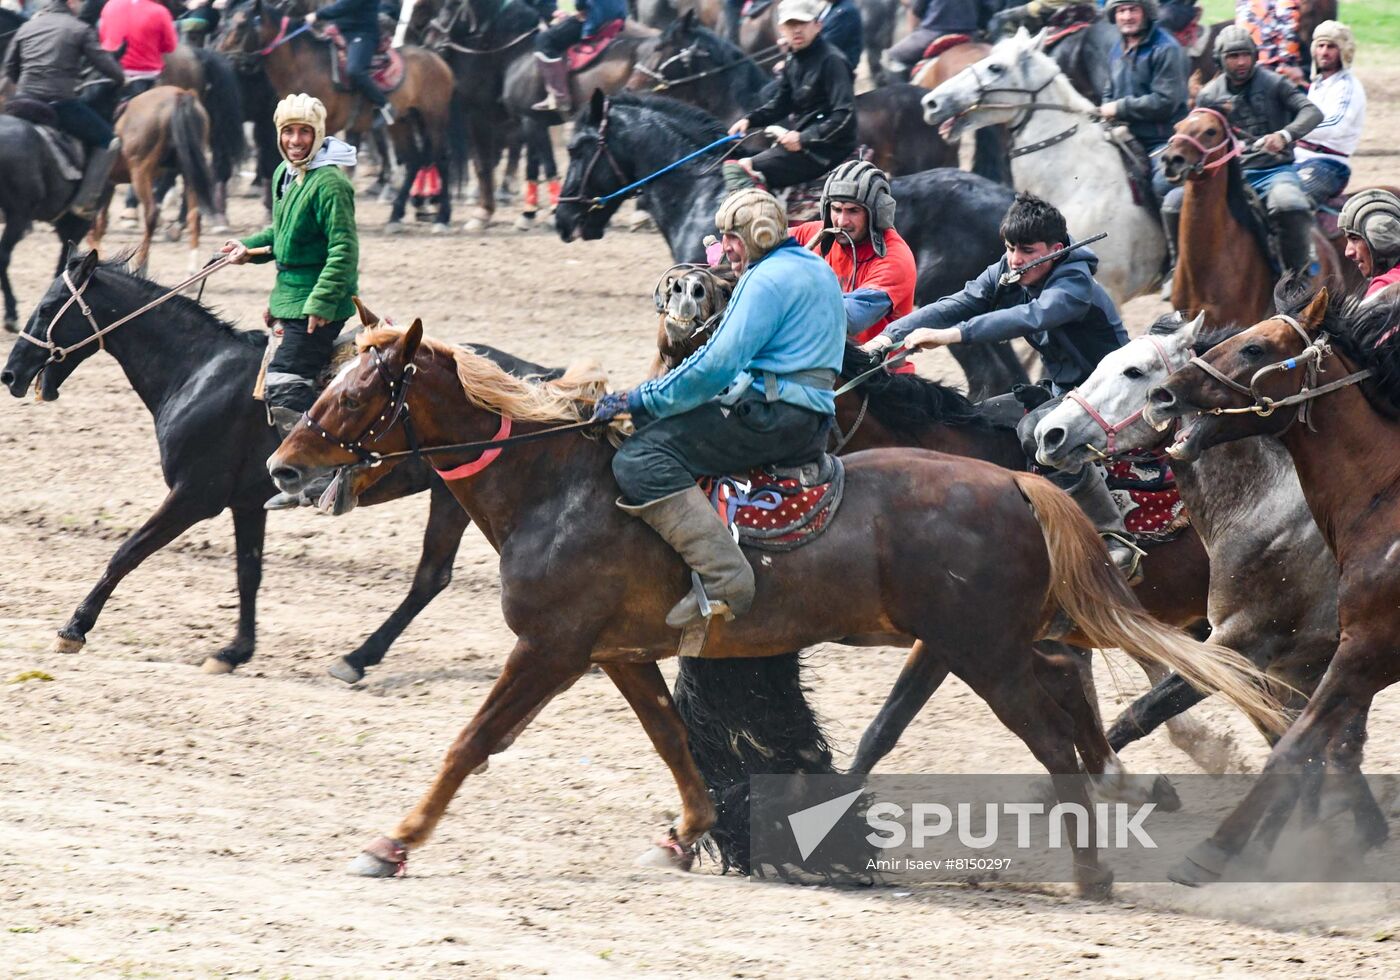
[910,33,974,79]
[1104,126,1157,210]
[1104,453,1189,541]
[698,454,845,552]
[2,99,85,182]
[567,19,627,72]
[318,25,406,95]
[1043,3,1098,48]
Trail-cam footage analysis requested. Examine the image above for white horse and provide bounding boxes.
[920,29,1165,307]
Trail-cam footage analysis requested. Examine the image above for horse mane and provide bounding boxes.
[1279,280,1400,418]
[1189,320,1250,355]
[604,92,726,146]
[94,256,257,344]
[1148,310,1191,336]
[840,342,988,430]
[356,328,618,427]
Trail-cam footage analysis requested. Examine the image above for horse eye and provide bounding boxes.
[340,394,362,411]
[1241,343,1264,358]
[1123,367,1144,380]
[988,63,1005,74]
[691,284,705,297]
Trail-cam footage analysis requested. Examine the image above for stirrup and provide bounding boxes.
[1101,531,1147,585]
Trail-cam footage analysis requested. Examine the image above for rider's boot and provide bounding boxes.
[1276,209,1317,278]
[531,55,572,114]
[265,406,333,510]
[1160,208,1180,301]
[1058,465,1145,585]
[68,137,122,221]
[619,486,755,629]
[722,160,764,193]
[372,103,396,130]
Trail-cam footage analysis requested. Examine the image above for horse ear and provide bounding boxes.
[588,88,606,127]
[1028,28,1048,52]
[402,318,424,364]
[1186,311,1206,336]
[682,8,696,30]
[74,249,100,285]
[352,296,380,328]
[1300,288,1329,329]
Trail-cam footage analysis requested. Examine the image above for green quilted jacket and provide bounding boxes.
[241,162,359,322]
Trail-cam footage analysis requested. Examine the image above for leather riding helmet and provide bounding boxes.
[1311,20,1356,70]
[819,160,897,257]
[1339,189,1400,270]
[1214,24,1258,78]
[716,188,788,263]
[1102,0,1158,28]
[273,92,328,179]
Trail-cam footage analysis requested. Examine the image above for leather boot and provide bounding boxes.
[531,55,572,113]
[1160,208,1179,301]
[619,486,755,629]
[68,137,122,221]
[1058,465,1145,585]
[1275,209,1317,277]
[265,406,332,510]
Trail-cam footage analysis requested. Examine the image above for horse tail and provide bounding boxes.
[170,91,218,216]
[672,653,836,874]
[1012,471,1292,737]
[193,48,247,182]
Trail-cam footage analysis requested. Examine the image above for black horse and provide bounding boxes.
[555,91,1027,399]
[0,251,555,681]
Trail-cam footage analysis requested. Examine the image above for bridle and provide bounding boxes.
[554,108,631,209]
[631,41,783,93]
[1186,314,1373,429]
[952,62,1087,158]
[1065,335,1185,458]
[1163,107,1241,177]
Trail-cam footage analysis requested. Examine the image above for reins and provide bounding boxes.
[632,42,783,94]
[1064,335,1183,459]
[440,26,537,55]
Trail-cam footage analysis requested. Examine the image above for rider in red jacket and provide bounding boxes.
[98,0,177,99]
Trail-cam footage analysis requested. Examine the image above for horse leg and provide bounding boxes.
[332,482,470,684]
[349,639,589,877]
[185,180,202,274]
[131,162,157,276]
[0,214,26,331]
[1106,672,1209,752]
[432,141,452,230]
[602,661,717,870]
[463,111,495,233]
[53,490,220,654]
[200,506,266,674]
[848,641,949,776]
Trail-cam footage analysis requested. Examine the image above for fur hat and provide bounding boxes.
[273,93,327,180]
[716,189,787,264]
[1311,20,1356,70]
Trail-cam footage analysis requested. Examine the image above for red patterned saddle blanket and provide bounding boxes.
[320,25,406,94]
[698,455,845,552]
[1043,4,1099,49]
[1105,453,1189,541]
[568,19,626,72]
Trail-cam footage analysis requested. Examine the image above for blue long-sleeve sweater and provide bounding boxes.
[630,240,846,418]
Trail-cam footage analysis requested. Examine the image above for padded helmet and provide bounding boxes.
[716,188,787,264]
[1339,189,1400,268]
[820,160,897,257]
[1311,19,1356,70]
[1214,24,1258,75]
[273,92,327,177]
[1103,0,1158,27]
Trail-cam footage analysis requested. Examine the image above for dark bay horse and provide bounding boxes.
[555,91,1028,399]
[218,0,457,228]
[0,251,548,678]
[266,319,1285,894]
[1147,285,1397,885]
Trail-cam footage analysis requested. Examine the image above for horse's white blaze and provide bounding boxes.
[924,32,1168,306]
[331,356,361,388]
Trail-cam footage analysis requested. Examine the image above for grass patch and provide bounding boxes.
[1200,1,1400,55]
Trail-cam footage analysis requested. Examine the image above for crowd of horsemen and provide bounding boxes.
[6,0,1400,631]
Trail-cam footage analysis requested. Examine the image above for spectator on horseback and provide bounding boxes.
[792,161,917,349]
[1,0,125,220]
[218,93,361,510]
[98,0,177,100]
[592,188,845,629]
[987,0,1083,39]
[1338,190,1400,305]
[881,0,979,79]
[1292,19,1365,206]
[1097,0,1187,204]
[530,0,627,113]
[723,0,855,193]
[1163,25,1322,281]
[305,0,395,129]
[862,193,1141,579]
[815,0,862,76]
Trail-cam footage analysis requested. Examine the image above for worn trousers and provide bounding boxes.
[264,317,346,412]
[612,397,831,505]
[346,33,388,109]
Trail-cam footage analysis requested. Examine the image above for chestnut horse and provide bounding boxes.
[1147,284,1397,885]
[1161,107,1339,326]
[267,321,1285,895]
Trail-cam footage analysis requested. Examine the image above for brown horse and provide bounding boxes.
[911,38,989,89]
[266,321,1285,895]
[90,86,217,275]
[1161,107,1340,326]
[1146,284,1397,885]
[218,0,457,228]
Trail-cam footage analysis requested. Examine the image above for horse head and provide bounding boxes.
[920,28,1058,139]
[555,90,633,243]
[1,250,104,402]
[1034,311,1203,470]
[214,0,282,66]
[653,264,735,369]
[628,10,711,91]
[1161,107,1239,184]
[1147,291,1333,460]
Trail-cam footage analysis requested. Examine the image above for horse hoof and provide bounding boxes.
[377,187,395,205]
[1076,865,1114,901]
[327,657,364,685]
[462,217,488,234]
[1168,839,1230,887]
[163,222,182,243]
[348,836,407,877]
[513,215,534,232]
[635,843,696,872]
[210,219,231,235]
[52,634,85,654]
[3,318,16,334]
[385,222,405,236]
[1151,774,1182,812]
[430,222,451,235]
[200,656,236,675]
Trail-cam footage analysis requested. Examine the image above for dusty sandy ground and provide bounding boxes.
[3,63,1400,979]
